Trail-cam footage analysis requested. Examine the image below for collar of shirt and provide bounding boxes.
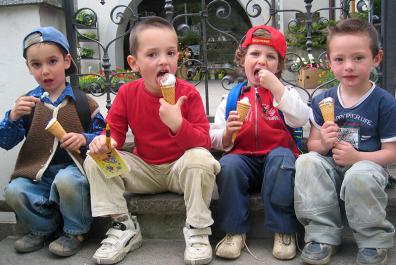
[28,83,76,107]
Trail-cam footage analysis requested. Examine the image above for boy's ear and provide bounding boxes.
[373,49,383,67]
[127,55,139,72]
[64,54,72,71]
[25,61,33,74]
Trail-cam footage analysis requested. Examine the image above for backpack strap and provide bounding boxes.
[72,88,91,131]
[22,89,91,135]
[225,81,247,120]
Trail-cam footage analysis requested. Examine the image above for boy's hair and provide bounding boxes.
[327,18,380,57]
[23,26,76,76]
[234,25,286,78]
[129,16,176,56]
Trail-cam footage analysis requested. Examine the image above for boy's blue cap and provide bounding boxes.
[23,26,76,75]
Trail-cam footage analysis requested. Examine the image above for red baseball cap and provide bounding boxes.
[241,25,287,58]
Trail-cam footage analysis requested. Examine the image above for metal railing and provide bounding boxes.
[67,0,383,117]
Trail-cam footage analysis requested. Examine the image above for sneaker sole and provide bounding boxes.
[184,255,213,265]
[215,246,244,260]
[93,233,143,265]
[356,254,388,265]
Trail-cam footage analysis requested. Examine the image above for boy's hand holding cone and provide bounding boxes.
[159,73,176,105]
[45,118,80,154]
[232,97,251,143]
[319,97,335,123]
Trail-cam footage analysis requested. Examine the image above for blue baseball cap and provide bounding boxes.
[23,26,76,75]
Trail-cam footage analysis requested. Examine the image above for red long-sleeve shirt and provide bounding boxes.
[105,78,211,164]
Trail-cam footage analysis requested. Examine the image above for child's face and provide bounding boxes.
[127,27,179,94]
[328,33,382,91]
[243,44,280,87]
[26,43,70,95]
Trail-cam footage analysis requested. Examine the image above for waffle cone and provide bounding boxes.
[319,102,335,123]
[161,85,175,105]
[232,101,251,142]
[45,119,66,140]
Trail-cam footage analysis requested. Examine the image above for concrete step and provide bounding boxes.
[1,187,396,240]
[2,235,395,265]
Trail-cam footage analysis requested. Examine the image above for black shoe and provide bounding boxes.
[48,233,84,257]
[14,233,45,253]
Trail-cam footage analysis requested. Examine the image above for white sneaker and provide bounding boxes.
[215,233,246,259]
[93,215,143,264]
[183,225,212,265]
[272,233,296,260]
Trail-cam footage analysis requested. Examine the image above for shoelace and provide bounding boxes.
[231,233,300,264]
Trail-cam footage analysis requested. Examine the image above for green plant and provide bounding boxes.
[179,31,200,46]
[79,32,98,40]
[79,47,95,58]
[75,10,95,26]
[79,74,104,92]
[318,69,338,87]
[286,20,336,49]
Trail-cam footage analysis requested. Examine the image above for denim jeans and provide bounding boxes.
[294,152,395,248]
[4,164,92,236]
[216,147,299,234]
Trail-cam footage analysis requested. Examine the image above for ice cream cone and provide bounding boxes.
[232,101,251,142]
[45,118,66,140]
[46,118,81,154]
[319,97,335,123]
[160,73,176,105]
[161,85,176,105]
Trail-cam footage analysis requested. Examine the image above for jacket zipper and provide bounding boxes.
[254,86,259,151]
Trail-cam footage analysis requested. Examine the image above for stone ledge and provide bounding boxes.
[0,0,63,8]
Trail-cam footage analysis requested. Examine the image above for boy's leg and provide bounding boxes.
[214,153,257,259]
[341,160,394,264]
[294,152,344,245]
[47,164,92,256]
[169,148,220,228]
[262,147,298,260]
[216,154,256,233]
[4,168,60,252]
[84,151,167,264]
[168,148,220,265]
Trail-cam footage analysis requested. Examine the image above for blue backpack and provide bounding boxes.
[225,82,303,151]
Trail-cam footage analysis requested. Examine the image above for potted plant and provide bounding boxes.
[79,47,95,59]
[79,32,98,41]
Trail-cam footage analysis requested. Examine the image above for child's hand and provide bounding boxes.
[223,110,243,144]
[332,141,359,166]
[159,96,186,134]
[258,69,284,100]
[60,132,86,153]
[319,122,339,150]
[9,96,40,121]
[88,135,117,154]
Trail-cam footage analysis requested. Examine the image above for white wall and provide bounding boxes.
[0,4,65,200]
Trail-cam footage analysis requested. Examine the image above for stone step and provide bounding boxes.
[2,235,395,265]
[1,187,396,240]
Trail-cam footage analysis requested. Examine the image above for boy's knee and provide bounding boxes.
[4,180,26,208]
[54,171,88,190]
[183,148,220,173]
[268,146,294,158]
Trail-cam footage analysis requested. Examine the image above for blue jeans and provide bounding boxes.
[216,147,299,234]
[4,164,92,236]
